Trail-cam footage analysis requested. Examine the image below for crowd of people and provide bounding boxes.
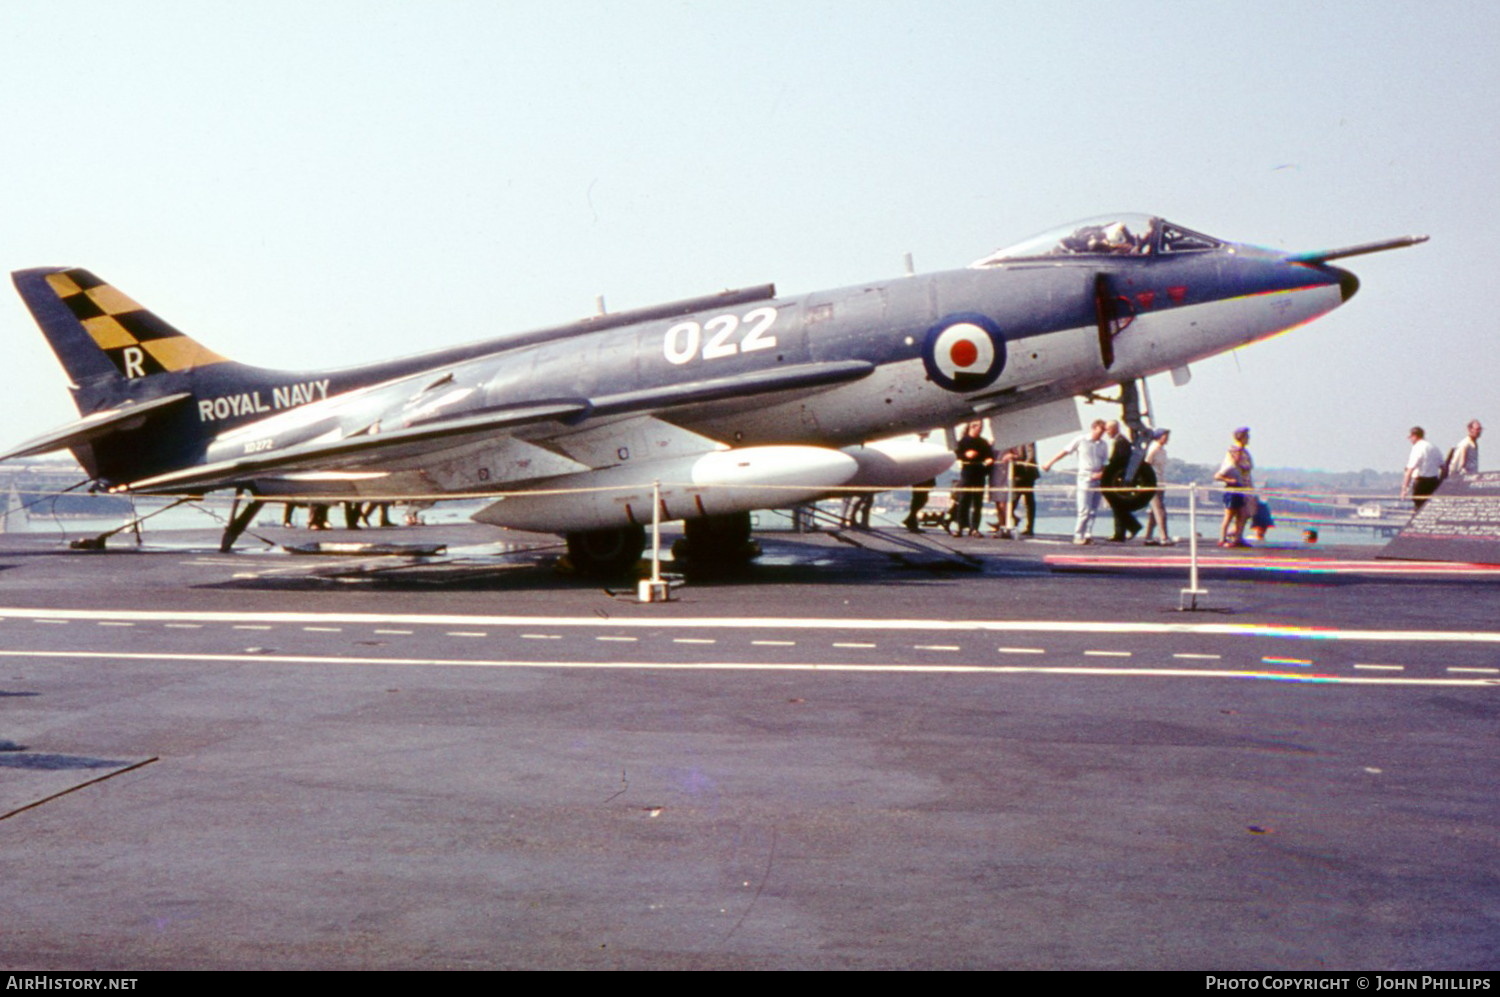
[907,416,1167,545]
[1038,418,1180,546]
[935,420,1041,539]
[900,415,1485,547]
[894,415,1177,545]
[273,417,1485,541]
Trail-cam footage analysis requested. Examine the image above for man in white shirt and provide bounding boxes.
[1043,419,1108,544]
[1402,426,1445,510]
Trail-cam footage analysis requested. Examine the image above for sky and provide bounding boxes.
[0,0,1490,475]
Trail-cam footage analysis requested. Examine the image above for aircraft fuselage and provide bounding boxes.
[205,243,1350,466]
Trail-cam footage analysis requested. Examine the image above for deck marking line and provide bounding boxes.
[3,608,1499,645]
[0,648,1493,687]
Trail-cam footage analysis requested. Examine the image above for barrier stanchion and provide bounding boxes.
[638,479,671,602]
[1180,482,1208,610]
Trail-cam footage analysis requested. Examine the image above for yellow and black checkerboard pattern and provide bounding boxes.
[45,268,227,378]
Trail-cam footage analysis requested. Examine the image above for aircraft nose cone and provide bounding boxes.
[1334,266,1359,302]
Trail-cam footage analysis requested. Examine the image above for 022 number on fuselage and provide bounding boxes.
[662,307,778,365]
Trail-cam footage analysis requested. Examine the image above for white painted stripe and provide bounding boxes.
[97,622,134,628]
[1447,667,1500,674]
[596,636,638,642]
[165,623,203,629]
[914,645,961,651]
[833,642,876,649]
[752,640,796,647]
[1084,650,1131,658]
[234,625,273,630]
[1353,664,1404,671]
[1173,653,1221,660]
[303,626,342,633]
[374,629,412,635]
[521,634,559,640]
[673,638,716,645]
[0,647,1491,687]
[446,631,487,637]
[998,647,1045,655]
[0,607,1497,645]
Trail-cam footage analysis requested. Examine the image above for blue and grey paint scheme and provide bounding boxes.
[4,214,1423,551]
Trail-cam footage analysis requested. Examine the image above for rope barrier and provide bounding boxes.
[1,475,1419,611]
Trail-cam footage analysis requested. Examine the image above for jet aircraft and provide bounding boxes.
[3,214,1424,573]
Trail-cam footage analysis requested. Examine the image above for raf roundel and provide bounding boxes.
[922,314,1006,392]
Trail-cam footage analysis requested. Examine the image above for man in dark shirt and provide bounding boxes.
[1103,420,1142,542]
[953,420,994,537]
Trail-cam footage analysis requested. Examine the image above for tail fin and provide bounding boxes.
[10,267,288,485]
[13,267,230,402]
[12,266,457,488]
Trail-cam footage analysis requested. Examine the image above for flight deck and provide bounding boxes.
[1,523,1496,970]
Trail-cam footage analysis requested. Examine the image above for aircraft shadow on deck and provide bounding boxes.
[0,739,129,772]
[197,536,981,593]
[0,752,133,772]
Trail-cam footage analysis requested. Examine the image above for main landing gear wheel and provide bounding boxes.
[673,512,759,571]
[564,525,646,578]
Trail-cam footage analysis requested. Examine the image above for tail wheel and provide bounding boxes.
[564,525,646,578]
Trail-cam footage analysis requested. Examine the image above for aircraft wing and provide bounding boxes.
[587,358,872,416]
[123,359,875,495]
[125,399,590,493]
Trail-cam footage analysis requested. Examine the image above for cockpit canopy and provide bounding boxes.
[970,214,1224,267]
